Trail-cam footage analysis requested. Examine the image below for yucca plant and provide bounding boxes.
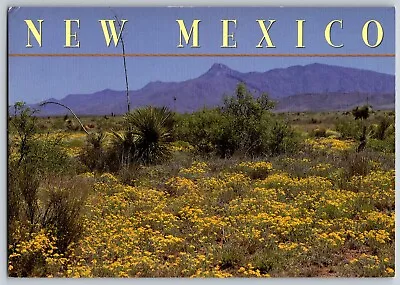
[109,130,136,170]
[110,106,175,167]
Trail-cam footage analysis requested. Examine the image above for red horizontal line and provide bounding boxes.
[8,53,395,57]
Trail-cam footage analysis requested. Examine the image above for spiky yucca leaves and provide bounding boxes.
[111,106,175,167]
[109,130,136,170]
[127,106,175,164]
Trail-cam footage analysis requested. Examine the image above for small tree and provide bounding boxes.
[223,83,276,157]
[352,105,370,120]
[223,83,274,119]
[11,102,38,166]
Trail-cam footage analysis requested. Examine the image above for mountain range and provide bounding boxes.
[23,63,395,116]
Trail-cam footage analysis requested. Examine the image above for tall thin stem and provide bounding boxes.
[114,14,130,113]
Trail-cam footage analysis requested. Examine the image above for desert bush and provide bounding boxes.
[40,177,91,253]
[335,119,364,139]
[176,109,237,157]
[336,113,394,153]
[340,152,371,179]
[9,104,74,229]
[311,128,327,138]
[8,173,89,276]
[78,131,107,171]
[263,119,299,156]
[325,129,340,138]
[213,117,238,158]
[117,164,143,186]
[236,161,273,180]
[222,84,299,157]
[9,175,91,277]
[9,133,75,226]
[8,103,89,276]
[219,244,244,270]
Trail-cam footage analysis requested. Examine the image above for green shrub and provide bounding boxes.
[263,118,300,156]
[335,119,363,139]
[219,244,243,270]
[311,128,327,138]
[222,84,274,157]
[325,129,340,138]
[352,105,370,120]
[367,138,395,153]
[176,83,298,158]
[176,109,237,157]
[78,132,107,171]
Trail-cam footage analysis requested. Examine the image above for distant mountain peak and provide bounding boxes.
[144,80,164,88]
[206,63,233,76]
[210,63,229,69]
[100,88,114,92]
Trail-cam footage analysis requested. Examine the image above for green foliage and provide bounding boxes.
[10,102,39,166]
[222,84,275,156]
[367,138,395,153]
[176,109,237,157]
[9,103,73,229]
[335,119,364,139]
[219,244,243,270]
[7,103,395,277]
[223,83,274,118]
[343,152,371,178]
[177,83,297,158]
[263,119,299,156]
[336,110,394,153]
[371,115,393,141]
[126,106,174,164]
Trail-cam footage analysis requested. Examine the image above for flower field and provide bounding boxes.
[8,135,395,277]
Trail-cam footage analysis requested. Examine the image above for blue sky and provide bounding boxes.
[8,7,395,103]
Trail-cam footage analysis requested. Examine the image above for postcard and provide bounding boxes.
[7,7,395,278]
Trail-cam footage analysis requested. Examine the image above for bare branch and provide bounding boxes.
[40,101,89,135]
